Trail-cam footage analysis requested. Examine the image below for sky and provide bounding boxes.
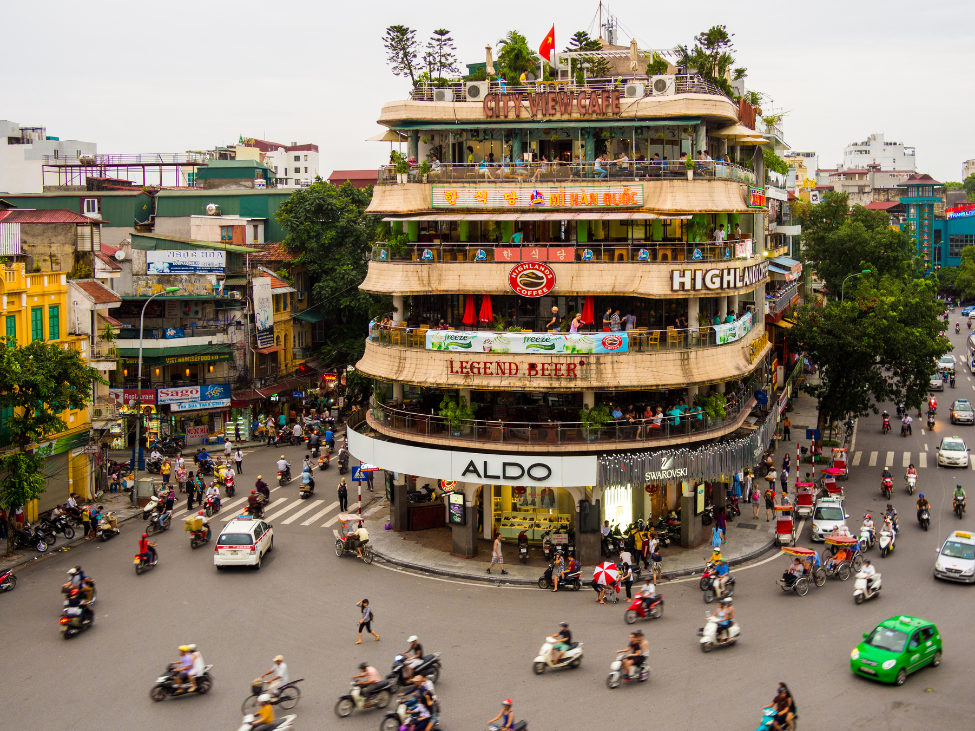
[5,0,973,183]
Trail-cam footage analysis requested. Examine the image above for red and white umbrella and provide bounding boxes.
[593,562,619,586]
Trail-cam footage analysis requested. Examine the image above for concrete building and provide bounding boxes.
[0,120,97,194]
[0,190,150,247]
[210,138,319,189]
[841,133,915,172]
[898,173,941,269]
[0,208,103,276]
[827,167,913,207]
[963,159,975,182]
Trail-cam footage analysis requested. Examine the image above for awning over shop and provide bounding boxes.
[382,212,692,222]
[254,345,284,355]
[231,389,263,404]
[292,310,325,323]
[117,345,233,365]
[771,318,795,329]
[257,376,314,398]
[221,277,249,286]
[770,256,802,281]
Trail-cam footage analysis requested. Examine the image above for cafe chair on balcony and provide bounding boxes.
[692,327,711,347]
[645,330,661,350]
[666,327,683,348]
[613,247,630,262]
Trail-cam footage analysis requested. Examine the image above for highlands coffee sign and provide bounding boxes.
[671,261,769,292]
[482,90,622,118]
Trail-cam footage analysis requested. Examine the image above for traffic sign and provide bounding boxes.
[805,429,821,441]
[351,466,363,482]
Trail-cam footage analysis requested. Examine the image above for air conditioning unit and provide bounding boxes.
[465,81,488,101]
[623,83,645,99]
[433,88,454,102]
[229,291,242,300]
[650,75,676,96]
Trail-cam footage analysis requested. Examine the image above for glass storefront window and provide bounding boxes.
[492,484,575,542]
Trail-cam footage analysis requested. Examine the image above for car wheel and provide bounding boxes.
[268,537,273,552]
[931,650,942,667]
[895,669,907,686]
[253,555,261,570]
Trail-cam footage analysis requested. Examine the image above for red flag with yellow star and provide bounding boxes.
[538,25,555,64]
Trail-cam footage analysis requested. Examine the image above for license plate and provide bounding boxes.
[858,667,875,675]
[134,557,140,564]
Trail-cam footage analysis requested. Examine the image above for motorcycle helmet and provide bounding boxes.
[141,532,148,539]
[359,662,369,670]
[503,699,513,707]
[919,494,924,499]
[67,567,78,575]
[407,636,418,643]
[257,475,262,480]
[280,455,285,460]
[69,588,79,596]
[886,504,892,509]
[720,597,732,605]
[864,514,871,519]
[178,645,190,652]
[958,485,963,490]
[187,644,197,651]
[559,622,568,628]
[198,510,205,516]
[258,694,271,704]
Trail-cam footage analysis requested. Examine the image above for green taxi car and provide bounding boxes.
[850,616,942,685]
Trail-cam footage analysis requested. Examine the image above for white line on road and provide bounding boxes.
[885,451,895,467]
[325,502,362,527]
[919,453,928,469]
[922,429,926,435]
[924,443,929,451]
[853,451,862,466]
[281,499,325,524]
[300,501,338,526]
[223,497,287,521]
[869,451,878,467]
[902,452,911,467]
[264,499,307,522]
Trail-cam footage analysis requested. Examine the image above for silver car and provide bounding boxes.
[936,436,970,468]
[810,497,849,542]
[951,399,975,425]
[934,531,975,583]
[929,373,944,391]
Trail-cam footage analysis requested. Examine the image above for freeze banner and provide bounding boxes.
[252,276,275,348]
[426,330,628,354]
[712,312,753,345]
[147,250,226,274]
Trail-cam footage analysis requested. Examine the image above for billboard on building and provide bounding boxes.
[252,276,274,348]
[146,250,226,274]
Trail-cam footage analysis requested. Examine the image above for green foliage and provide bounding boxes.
[565,31,611,79]
[762,147,790,176]
[646,52,669,76]
[424,29,459,84]
[68,254,93,280]
[945,174,975,202]
[439,394,475,430]
[100,323,117,342]
[951,246,975,300]
[0,338,104,556]
[732,67,747,80]
[275,181,387,364]
[497,30,539,83]
[579,403,611,432]
[936,264,960,293]
[465,67,487,82]
[694,391,727,420]
[676,25,737,97]
[743,90,763,108]
[274,268,295,286]
[492,314,510,331]
[383,25,420,86]
[390,151,410,175]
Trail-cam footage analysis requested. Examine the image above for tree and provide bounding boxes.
[564,30,610,81]
[965,173,975,199]
[275,181,388,364]
[424,29,459,85]
[646,52,669,76]
[951,246,975,300]
[936,262,960,295]
[383,25,420,86]
[0,339,103,556]
[676,25,737,97]
[497,30,539,83]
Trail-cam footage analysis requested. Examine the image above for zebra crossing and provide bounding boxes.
[851,451,974,470]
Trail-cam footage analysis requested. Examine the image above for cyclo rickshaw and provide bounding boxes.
[821,534,863,580]
[830,447,849,480]
[795,482,816,518]
[819,468,846,500]
[774,505,796,546]
[776,546,826,596]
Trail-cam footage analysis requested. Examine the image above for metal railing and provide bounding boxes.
[377,160,755,186]
[409,74,729,102]
[768,283,800,316]
[92,340,119,359]
[371,239,755,264]
[40,153,210,166]
[368,385,756,448]
[368,316,758,354]
[115,325,230,340]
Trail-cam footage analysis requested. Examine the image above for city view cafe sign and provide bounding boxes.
[482,89,623,118]
[671,261,769,292]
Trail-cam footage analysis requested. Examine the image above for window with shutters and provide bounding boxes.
[48,305,60,341]
[5,315,15,345]
[76,225,92,251]
[220,226,233,242]
[31,307,43,341]
[0,406,12,447]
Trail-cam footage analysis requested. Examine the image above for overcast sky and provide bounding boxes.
[5,0,972,182]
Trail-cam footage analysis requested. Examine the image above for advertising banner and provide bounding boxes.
[163,327,185,339]
[146,250,226,274]
[712,312,753,345]
[158,383,230,406]
[170,399,231,412]
[185,425,209,439]
[252,277,274,348]
[109,388,157,406]
[432,184,643,209]
[426,330,627,354]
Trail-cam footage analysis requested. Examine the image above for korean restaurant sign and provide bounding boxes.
[432,185,643,209]
[482,90,622,118]
[747,186,767,208]
[671,261,769,292]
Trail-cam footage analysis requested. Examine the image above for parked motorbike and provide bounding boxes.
[699,614,740,652]
[333,680,393,717]
[145,457,162,474]
[518,531,529,563]
[134,552,157,575]
[407,483,435,504]
[12,525,50,553]
[919,508,931,531]
[60,605,93,638]
[0,568,16,593]
[40,514,76,541]
[606,651,649,689]
[701,505,715,526]
[537,562,581,591]
[533,635,583,674]
[853,571,882,604]
[149,664,214,701]
[624,593,664,624]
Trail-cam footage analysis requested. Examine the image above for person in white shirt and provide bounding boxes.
[65,494,80,519]
[224,439,233,458]
[261,655,289,696]
[188,644,205,680]
[600,520,612,557]
[234,449,244,474]
[860,559,878,597]
[292,423,302,440]
[150,448,162,462]
[861,514,875,547]
[205,482,221,510]
[175,455,185,471]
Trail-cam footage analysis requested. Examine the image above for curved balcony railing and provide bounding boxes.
[377,160,755,186]
[367,384,758,449]
[368,315,757,354]
[409,75,730,102]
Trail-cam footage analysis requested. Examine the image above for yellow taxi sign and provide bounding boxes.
[954,531,972,539]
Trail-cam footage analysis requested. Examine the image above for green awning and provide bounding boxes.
[118,344,233,365]
[222,277,248,285]
[292,310,324,323]
[131,233,261,254]
[122,295,225,301]
[392,118,700,131]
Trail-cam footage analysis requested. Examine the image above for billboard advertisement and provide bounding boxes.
[146,250,226,274]
[252,277,274,349]
[426,330,627,354]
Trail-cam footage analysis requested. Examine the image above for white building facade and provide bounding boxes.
[250,141,319,188]
[963,159,975,182]
[841,133,915,172]
[0,120,97,194]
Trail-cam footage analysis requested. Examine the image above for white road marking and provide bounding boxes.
[922,429,926,435]
[363,502,387,518]
[902,452,911,467]
[852,451,862,466]
[919,453,928,469]
[264,500,308,522]
[223,497,287,521]
[281,499,325,524]
[300,501,338,526]
[924,443,929,451]
[885,451,895,467]
[869,451,878,467]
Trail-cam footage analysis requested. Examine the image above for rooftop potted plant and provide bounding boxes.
[439,394,475,437]
[579,403,610,442]
[392,151,410,184]
[418,160,431,183]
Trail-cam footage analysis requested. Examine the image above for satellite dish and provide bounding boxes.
[114,250,126,261]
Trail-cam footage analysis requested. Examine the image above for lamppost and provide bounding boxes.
[841,269,871,303]
[130,287,180,504]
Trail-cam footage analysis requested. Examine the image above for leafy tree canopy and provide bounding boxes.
[497,30,539,83]
[564,31,611,81]
[383,25,420,87]
[424,29,459,85]
[676,25,737,97]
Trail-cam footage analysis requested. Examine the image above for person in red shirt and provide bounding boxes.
[138,532,157,565]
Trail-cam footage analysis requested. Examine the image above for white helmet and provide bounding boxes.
[258,694,271,703]
[407,635,418,643]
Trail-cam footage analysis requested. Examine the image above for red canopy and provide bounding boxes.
[478,295,494,324]
[462,295,476,325]
[581,296,595,325]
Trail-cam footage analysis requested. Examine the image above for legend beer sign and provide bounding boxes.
[447,358,588,379]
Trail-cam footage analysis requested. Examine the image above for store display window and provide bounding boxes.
[492,484,574,542]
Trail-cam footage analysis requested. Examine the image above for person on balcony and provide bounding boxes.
[545,307,561,332]
[478,159,497,180]
[594,155,608,179]
[569,313,582,333]
[530,156,549,183]
[569,156,583,180]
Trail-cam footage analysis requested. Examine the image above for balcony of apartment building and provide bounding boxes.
[113,323,234,349]
[90,334,120,370]
[765,281,801,323]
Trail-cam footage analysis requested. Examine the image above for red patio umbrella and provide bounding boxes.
[478,295,494,324]
[581,296,595,325]
[462,295,476,326]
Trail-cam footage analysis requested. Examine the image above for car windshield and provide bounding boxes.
[940,356,954,363]
[941,541,975,560]
[815,507,844,521]
[942,441,966,452]
[931,375,942,382]
[954,403,973,412]
[866,627,909,653]
[217,533,253,546]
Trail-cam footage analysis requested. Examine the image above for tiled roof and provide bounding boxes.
[269,275,292,289]
[72,279,122,304]
[95,252,122,271]
[100,242,120,257]
[249,242,295,263]
[864,201,902,210]
[328,170,378,187]
[898,173,942,186]
[0,208,102,224]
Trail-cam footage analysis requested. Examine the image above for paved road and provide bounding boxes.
[5,335,975,731]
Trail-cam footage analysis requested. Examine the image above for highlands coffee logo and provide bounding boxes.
[645,455,688,481]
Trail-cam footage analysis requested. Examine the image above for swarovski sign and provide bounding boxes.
[644,455,689,482]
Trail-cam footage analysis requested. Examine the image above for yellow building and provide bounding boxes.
[0,264,93,519]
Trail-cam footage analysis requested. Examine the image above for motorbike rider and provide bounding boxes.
[276,456,291,481]
[337,442,350,467]
[880,467,893,489]
[905,463,917,484]
[403,635,424,667]
[196,511,211,541]
[487,699,516,731]
[260,654,288,697]
[198,448,213,471]
[550,621,571,665]
[255,476,270,502]
[916,494,931,523]
[861,514,876,547]
[65,587,94,624]
[901,413,913,435]
[151,497,170,530]
[246,695,275,731]
[954,484,967,512]
[861,559,878,598]
[308,430,321,453]
[714,557,731,597]
[324,426,335,453]
[172,645,196,693]
[636,579,657,612]
[247,490,263,517]
[403,674,437,730]
[352,661,381,694]
[138,532,158,565]
[300,466,315,492]
[618,629,648,676]
[205,481,221,511]
[712,597,735,642]
[149,446,162,464]
[883,504,899,533]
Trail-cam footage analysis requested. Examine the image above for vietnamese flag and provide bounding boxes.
[538,25,555,64]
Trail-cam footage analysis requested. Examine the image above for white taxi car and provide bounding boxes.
[934,531,975,583]
[810,497,850,542]
[936,436,970,468]
[214,516,273,570]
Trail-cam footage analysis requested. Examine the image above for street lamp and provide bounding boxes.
[841,269,871,303]
[130,287,180,504]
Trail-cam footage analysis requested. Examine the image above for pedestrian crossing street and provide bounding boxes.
[850,450,975,470]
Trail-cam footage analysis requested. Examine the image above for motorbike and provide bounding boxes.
[518,531,529,563]
[700,504,715,526]
[906,473,917,495]
[878,525,896,558]
[0,568,16,593]
[699,614,740,652]
[40,514,76,541]
[390,652,442,688]
[299,482,315,499]
[858,525,875,552]
[333,680,393,717]
[533,635,584,674]
[338,454,349,475]
[537,562,581,591]
[919,508,931,531]
[241,678,303,715]
[149,664,214,701]
[956,323,961,334]
[246,502,265,519]
[606,650,649,689]
[955,497,966,519]
[60,605,93,638]
[236,714,297,731]
[881,477,893,499]
[141,495,162,521]
[278,469,291,486]
[311,444,321,458]
[134,552,157,575]
[407,482,435,504]
[381,697,440,731]
[203,494,220,518]
[896,403,905,418]
[624,593,664,624]
[149,437,184,456]
[224,475,236,498]
[145,511,172,536]
[702,573,735,604]
[950,373,956,388]
[319,453,330,471]
[927,412,936,430]
[882,417,890,434]
[96,512,121,541]
[189,526,210,549]
[12,525,50,553]
[145,457,162,474]
[853,571,882,604]
[197,460,215,477]
[901,421,911,437]
[726,494,741,518]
